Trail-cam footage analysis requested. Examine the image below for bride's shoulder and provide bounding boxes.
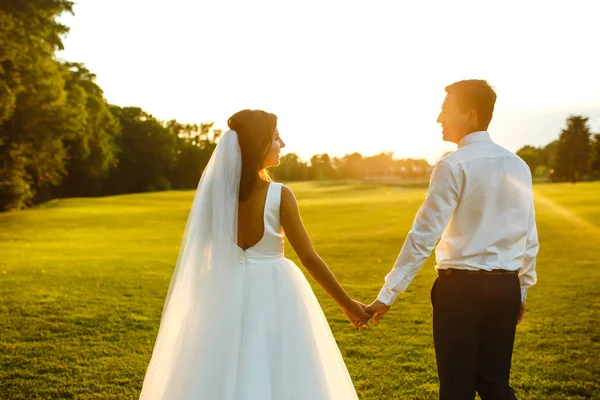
[279,183,294,197]
[279,184,298,208]
[278,185,302,222]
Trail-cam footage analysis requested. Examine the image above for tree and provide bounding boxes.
[167,121,217,189]
[551,116,592,182]
[108,107,177,193]
[402,158,430,178]
[0,0,73,126]
[3,56,72,204]
[309,154,336,180]
[364,152,394,177]
[0,144,33,210]
[590,133,600,178]
[273,153,309,181]
[516,145,543,175]
[55,63,121,197]
[541,140,558,167]
[0,0,75,210]
[336,153,364,179]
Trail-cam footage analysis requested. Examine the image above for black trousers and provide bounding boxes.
[431,270,521,400]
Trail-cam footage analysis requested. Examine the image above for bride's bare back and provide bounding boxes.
[237,182,270,250]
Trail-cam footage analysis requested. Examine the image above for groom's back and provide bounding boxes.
[437,132,534,271]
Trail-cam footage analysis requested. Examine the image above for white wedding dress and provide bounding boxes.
[139,130,358,399]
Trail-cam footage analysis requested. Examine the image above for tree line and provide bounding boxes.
[272,153,431,181]
[1,2,597,212]
[0,1,434,211]
[517,115,600,182]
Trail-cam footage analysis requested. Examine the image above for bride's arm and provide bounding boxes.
[280,185,370,325]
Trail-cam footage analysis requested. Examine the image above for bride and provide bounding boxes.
[139,109,372,399]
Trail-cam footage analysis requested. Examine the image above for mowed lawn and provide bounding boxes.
[1,181,599,399]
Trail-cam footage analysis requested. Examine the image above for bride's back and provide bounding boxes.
[237,183,271,250]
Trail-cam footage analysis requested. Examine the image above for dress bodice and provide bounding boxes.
[237,183,285,264]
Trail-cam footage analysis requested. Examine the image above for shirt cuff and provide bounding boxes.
[521,288,528,301]
[377,285,399,306]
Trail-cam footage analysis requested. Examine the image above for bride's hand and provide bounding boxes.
[343,300,373,332]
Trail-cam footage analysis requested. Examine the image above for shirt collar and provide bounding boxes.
[458,131,492,148]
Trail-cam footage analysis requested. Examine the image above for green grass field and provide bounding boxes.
[1,181,599,399]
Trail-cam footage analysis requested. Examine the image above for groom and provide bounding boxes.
[365,80,539,400]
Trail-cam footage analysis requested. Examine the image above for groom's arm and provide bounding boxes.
[377,160,461,306]
[519,200,539,301]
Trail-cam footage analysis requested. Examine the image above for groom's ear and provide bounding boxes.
[467,108,479,128]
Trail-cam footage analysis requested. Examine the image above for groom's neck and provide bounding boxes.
[455,129,483,144]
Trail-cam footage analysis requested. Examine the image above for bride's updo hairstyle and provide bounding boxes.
[228,109,277,201]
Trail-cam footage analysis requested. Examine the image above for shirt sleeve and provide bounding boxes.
[519,199,539,301]
[377,160,461,306]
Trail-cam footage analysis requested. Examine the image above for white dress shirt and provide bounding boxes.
[378,131,539,306]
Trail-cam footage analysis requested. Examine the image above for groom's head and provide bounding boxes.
[437,80,497,144]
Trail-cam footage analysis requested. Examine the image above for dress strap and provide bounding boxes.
[264,182,282,229]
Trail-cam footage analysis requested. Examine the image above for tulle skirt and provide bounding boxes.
[139,257,359,400]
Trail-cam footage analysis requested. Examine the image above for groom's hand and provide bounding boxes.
[516,301,526,324]
[365,300,391,324]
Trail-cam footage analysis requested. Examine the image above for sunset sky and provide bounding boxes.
[57,0,600,164]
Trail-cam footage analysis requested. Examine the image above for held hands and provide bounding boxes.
[343,300,374,332]
[343,299,392,331]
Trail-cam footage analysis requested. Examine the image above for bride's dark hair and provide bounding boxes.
[228,109,277,201]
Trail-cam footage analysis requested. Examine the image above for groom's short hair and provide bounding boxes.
[445,80,497,130]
